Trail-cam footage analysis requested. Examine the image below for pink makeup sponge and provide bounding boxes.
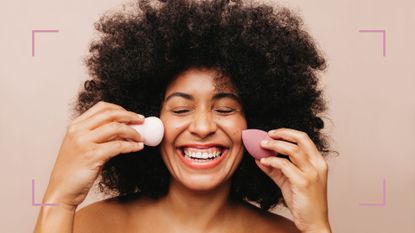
[242,129,275,159]
[130,116,164,146]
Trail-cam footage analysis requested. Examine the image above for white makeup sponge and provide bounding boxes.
[130,116,164,146]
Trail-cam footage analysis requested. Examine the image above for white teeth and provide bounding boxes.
[183,148,223,160]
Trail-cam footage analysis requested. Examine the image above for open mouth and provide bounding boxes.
[178,145,228,168]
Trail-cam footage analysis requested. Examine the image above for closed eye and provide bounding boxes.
[215,108,235,114]
[171,108,236,115]
[172,109,190,114]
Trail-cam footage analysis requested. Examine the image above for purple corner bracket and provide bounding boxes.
[32,179,59,206]
[358,29,386,57]
[359,178,386,207]
[31,29,59,57]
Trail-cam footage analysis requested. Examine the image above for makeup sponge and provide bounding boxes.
[242,129,275,159]
[130,116,164,146]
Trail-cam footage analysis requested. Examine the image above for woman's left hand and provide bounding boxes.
[255,128,331,233]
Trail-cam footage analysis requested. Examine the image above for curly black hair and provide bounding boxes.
[73,0,329,211]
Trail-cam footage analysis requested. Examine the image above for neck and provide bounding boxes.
[159,179,237,231]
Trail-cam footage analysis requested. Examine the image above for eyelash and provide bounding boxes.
[172,109,190,114]
[172,108,235,115]
[216,108,234,114]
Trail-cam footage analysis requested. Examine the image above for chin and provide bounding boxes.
[177,174,229,192]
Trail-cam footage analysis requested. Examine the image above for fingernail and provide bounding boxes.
[137,114,145,119]
[261,140,269,146]
[268,130,276,135]
[137,142,144,148]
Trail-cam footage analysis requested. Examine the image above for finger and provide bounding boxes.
[72,101,125,125]
[260,139,314,173]
[95,140,144,162]
[255,160,286,188]
[259,157,307,187]
[82,109,145,130]
[268,128,324,165]
[88,122,144,143]
[255,159,273,174]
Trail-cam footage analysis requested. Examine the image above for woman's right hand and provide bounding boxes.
[43,101,145,210]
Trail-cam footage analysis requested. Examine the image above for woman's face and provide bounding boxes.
[160,68,247,191]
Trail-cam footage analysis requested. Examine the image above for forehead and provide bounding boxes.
[165,68,236,94]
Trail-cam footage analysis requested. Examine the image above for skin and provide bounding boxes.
[34,68,331,233]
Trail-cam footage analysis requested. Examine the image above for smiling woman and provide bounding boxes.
[33,0,331,232]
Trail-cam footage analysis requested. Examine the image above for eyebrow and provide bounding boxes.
[164,92,241,103]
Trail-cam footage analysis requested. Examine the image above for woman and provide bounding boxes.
[34,0,332,232]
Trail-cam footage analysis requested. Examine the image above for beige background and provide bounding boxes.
[1,0,414,232]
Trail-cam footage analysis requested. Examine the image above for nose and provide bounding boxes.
[188,109,217,139]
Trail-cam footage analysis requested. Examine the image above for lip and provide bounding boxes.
[178,143,227,148]
[176,143,228,169]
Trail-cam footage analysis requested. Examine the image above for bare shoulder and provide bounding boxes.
[238,202,300,233]
[260,212,301,233]
[74,197,128,233]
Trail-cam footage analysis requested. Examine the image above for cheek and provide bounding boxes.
[217,116,247,143]
[160,115,188,142]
